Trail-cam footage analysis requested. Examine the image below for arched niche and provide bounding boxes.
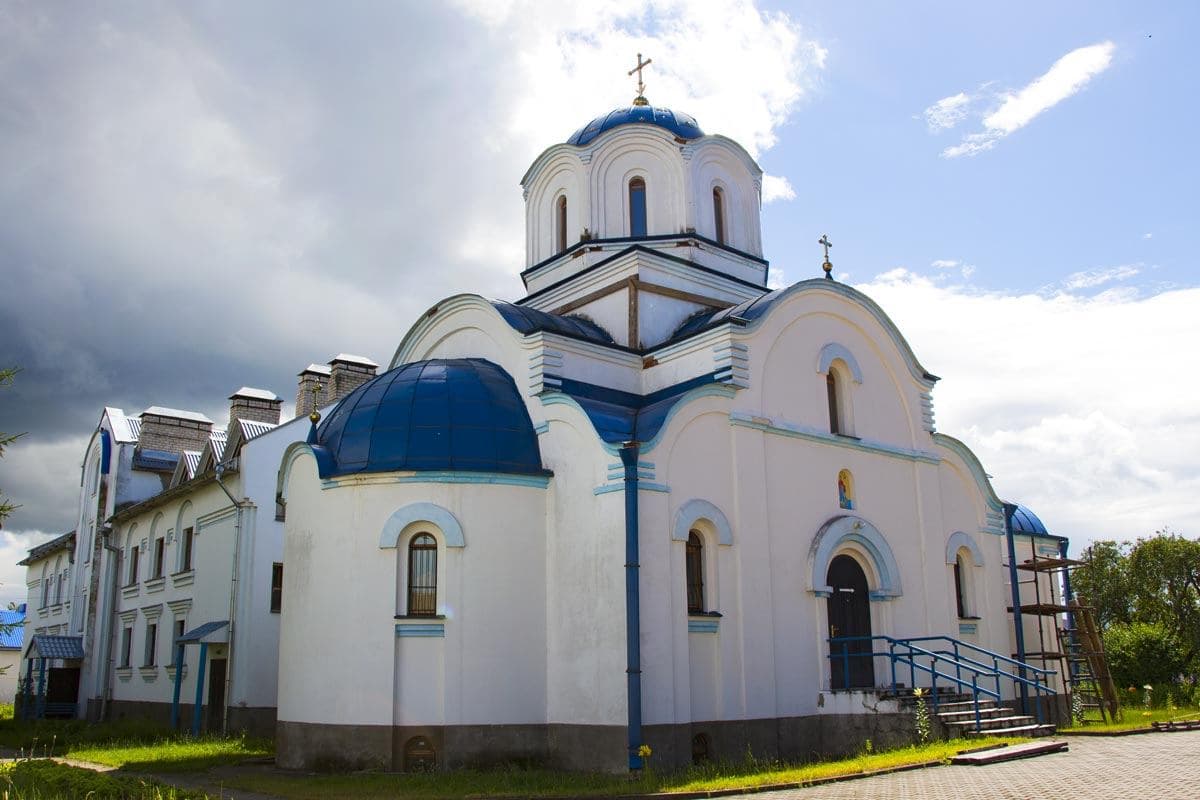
[380,502,464,549]
[816,342,864,384]
[672,498,733,546]
[945,530,984,567]
[809,515,902,599]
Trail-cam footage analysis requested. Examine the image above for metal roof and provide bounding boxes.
[182,451,201,480]
[230,387,281,402]
[141,406,214,424]
[556,373,721,444]
[237,419,276,441]
[125,417,142,440]
[178,620,229,644]
[567,104,704,147]
[313,358,545,478]
[26,635,84,660]
[491,302,615,346]
[1010,505,1051,536]
[0,609,25,649]
[105,407,139,443]
[19,531,76,566]
[132,448,181,472]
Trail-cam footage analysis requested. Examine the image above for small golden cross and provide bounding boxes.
[819,234,834,278]
[628,53,652,103]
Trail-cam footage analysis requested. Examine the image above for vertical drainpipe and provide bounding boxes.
[619,442,643,771]
[1057,536,1075,633]
[1003,502,1029,714]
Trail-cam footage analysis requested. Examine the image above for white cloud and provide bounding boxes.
[923,92,970,132]
[857,271,1200,547]
[931,259,960,269]
[0,531,55,609]
[761,174,796,203]
[1143,232,1153,239]
[939,41,1115,158]
[960,263,976,279]
[1060,264,1140,291]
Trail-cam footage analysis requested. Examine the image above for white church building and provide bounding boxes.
[275,90,1066,773]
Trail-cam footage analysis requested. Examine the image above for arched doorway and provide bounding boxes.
[826,554,874,690]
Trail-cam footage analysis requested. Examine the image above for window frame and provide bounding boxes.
[152,536,165,579]
[179,526,194,573]
[712,186,726,245]
[405,533,438,617]
[686,531,705,614]
[628,177,647,237]
[120,626,132,668]
[144,622,158,667]
[555,194,568,253]
[270,562,283,613]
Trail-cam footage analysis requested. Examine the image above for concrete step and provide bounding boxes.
[964,723,1058,738]
[936,707,1007,721]
[935,700,1000,712]
[951,739,1068,764]
[946,714,1038,730]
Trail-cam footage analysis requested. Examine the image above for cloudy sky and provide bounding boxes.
[1,1,1196,605]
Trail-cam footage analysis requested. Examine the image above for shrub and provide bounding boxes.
[1104,621,1187,689]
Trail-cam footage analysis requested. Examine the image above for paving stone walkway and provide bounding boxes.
[725,731,1200,800]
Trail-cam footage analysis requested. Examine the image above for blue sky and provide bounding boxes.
[0,0,1196,602]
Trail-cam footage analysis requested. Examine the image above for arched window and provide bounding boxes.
[628,177,647,237]
[826,371,841,434]
[40,564,49,608]
[407,533,438,617]
[555,195,568,253]
[953,551,970,618]
[127,528,141,585]
[712,187,726,244]
[691,733,711,765]
[686,531,705,613]
[53,557,63,604]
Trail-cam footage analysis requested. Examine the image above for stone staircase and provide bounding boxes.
[935,696,1057,738]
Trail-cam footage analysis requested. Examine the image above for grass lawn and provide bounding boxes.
[1061,706,1200,733]
[0,759,209,799]
[224,736,1032,800]
[67,734,274,773]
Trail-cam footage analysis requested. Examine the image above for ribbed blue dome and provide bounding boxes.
[312,359,544,478]
[567,104,703,146]
[1010,505,1050,535]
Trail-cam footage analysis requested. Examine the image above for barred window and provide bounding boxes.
[407,534,438,617]
[686,531,705,614]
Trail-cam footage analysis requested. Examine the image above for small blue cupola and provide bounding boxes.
[1009,504,1050,536]
[311,358,545,478]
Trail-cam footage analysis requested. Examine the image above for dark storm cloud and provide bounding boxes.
[0,3,534,536]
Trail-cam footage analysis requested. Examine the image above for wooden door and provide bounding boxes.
[827,554,875,689]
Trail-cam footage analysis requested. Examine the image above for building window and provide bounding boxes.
[120,627,132,668]
[270,563,283,613]
[275,494,286,522]
[180,527,194,572]
[628,177,647,237]
[954,552,970,618]
[173,619,186,665]
[826,372,841,434]
[556,195,568,253]
[127,541,140,585]
[407,534,438,617]
[40,566,49,608]
[692,733,712,765]
[152,537,165,578]
[686,531,705,614]
[144,622,158,667]
[712,187,726,244]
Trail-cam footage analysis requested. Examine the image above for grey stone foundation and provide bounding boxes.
[93,699,276,738]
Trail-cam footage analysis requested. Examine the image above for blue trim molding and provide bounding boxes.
[594,482,670,495]
[688,619,720,634]
[396,623,445,638]
[958,622,978,635]
[817,342,863,384]
[809,515,902,598]
[946,531,985,566]
[730,412,940,465]
[379,503,465,549]
[672,499,734,545]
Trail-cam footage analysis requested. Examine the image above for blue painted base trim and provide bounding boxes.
[688,619,720,634]
[396,623,445,638]
[958,622,978,635]
[730,412,940,464]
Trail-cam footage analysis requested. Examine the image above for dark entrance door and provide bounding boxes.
[827,554,875,690]
[207,658,227,732]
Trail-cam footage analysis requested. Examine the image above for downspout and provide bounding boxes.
[1003,502,1029,714]
[214,464,244,735]
[619,443,643,771]
[98,527,122,721]
[1057,536,1075,633]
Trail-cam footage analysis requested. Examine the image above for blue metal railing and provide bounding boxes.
[828,634,1057,733]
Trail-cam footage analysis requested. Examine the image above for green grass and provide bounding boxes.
[67,734,273,773]
[1061,705,1200,732]
[0,760,209,799]
[224,737,1033,800]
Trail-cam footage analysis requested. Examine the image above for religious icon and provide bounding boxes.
[838,469,854,510]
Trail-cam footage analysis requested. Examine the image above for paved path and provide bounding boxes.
[726,731,1200,799]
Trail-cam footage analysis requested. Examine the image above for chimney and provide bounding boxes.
[328,354,379,404]
[137,407,215,455]
[295,364,331,420]
[229,387,283,426]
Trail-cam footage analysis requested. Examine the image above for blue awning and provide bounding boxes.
[26,635,84,660]
[177,620,228,644]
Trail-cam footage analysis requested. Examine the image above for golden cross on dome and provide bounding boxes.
[308,381,323,424]
[628,53,652,105]
[818,234,834,279]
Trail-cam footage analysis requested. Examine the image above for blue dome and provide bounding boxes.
[1010,505,1050,536]
[312,359,545,478]
[567,104,703,147]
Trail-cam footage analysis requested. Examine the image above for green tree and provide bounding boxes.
[1073,539,1133,629]
[1103,621,1188,688]
[1127,532,1200,665]
[0,366,22,529]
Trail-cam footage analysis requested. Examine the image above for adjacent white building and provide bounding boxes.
[274,98,1068,772]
